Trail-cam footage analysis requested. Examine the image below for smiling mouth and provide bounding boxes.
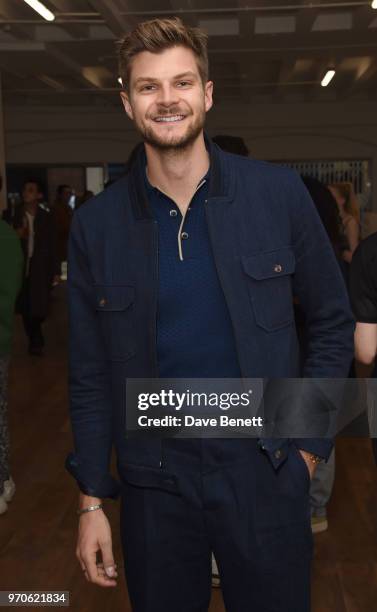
[153,114,186,123]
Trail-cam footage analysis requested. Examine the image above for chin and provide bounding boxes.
[142,122,204,151]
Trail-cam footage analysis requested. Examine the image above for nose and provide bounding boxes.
[156,82,179,107]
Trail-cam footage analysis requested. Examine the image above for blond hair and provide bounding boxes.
[330,182,360,223]
[116,17,209,91]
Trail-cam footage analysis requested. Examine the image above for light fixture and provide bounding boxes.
[23,0,55,22]
[117,77,123,86]
[321,69,336,87]
[372,0,377,9]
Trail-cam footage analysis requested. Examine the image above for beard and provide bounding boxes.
[134,105,206,152]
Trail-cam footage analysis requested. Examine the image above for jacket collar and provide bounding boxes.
[128,132,235,220]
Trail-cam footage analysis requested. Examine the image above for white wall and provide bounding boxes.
[3,99,377,210]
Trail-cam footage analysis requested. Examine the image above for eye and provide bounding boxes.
[140,84,156,92]
[177,81,191,87]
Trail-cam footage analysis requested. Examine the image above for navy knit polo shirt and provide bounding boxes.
[144,164,241,379]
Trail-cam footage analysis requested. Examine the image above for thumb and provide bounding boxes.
[101,540,117,577]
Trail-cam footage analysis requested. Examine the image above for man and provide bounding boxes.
[0,174,23,514]
[65,18,354,612]
[53,184,73,273]
[14,179,59,356]
[349,233,377,464]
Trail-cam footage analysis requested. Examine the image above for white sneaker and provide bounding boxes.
[3,476,15,502]
[0,494,8,515]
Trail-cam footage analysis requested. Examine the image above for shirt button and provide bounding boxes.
[169,209,178,217]
[274,264,282,273]
[181,231,189,240]
[274,449,282,459]
[99,298,106,307]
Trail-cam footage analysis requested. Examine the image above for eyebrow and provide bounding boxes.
[133,71,198,86]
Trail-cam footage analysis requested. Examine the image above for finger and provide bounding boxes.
[96,566,116,580]
[76,551,86,574]
[83,551,117,587]
[100,538,117,578]
[96,562,118,578]
[96,562,118,570]
[83,549,102,584]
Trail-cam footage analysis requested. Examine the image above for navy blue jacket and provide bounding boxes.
[65,136,354,499]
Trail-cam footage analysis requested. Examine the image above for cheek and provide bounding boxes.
[135,100,153,121]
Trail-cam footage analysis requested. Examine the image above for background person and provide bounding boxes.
[53,184,73,273]
[14,179,60,356]
[328,182,360,266]
[0,174,23,515]
[298,177,346,534]
[350,233,377,465]
[212,134,249,157]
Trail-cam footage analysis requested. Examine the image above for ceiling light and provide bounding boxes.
[23,0,55,22]
[117,77,123,86]
[372,0,377,8]
[321,69,336,87]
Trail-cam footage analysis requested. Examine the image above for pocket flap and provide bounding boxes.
[94,285,135,311]
[242,248,295,281]
[118,463,180,494]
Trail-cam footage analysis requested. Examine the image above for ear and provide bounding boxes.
[204,80,213,113]
[120,91,134,120]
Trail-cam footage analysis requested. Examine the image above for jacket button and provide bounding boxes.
[169,209,178,217]
[99,298,106,307]
[274,449,282,459]
[181,231,189,240]
[274,264,282,273]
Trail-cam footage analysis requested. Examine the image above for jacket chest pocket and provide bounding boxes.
[94,285,136,361]
[241,248,295,332]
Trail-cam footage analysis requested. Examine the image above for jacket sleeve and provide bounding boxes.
[65,211,121,499]
[289,172,355,459]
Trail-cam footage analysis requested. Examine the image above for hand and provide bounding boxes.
[76,507,118,588]
[298,450,317,480]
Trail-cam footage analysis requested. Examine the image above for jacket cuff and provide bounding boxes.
[65,452,121,500]
[292,438,334,461]
[258,438,291,469]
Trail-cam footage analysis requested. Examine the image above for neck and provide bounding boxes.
[145,132,209,212]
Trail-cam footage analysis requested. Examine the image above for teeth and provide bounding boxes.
[154,115,185,122]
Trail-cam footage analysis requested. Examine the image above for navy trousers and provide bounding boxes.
[119,439,313,612]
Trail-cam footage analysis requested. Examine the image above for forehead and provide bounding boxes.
[129,46,200,84]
